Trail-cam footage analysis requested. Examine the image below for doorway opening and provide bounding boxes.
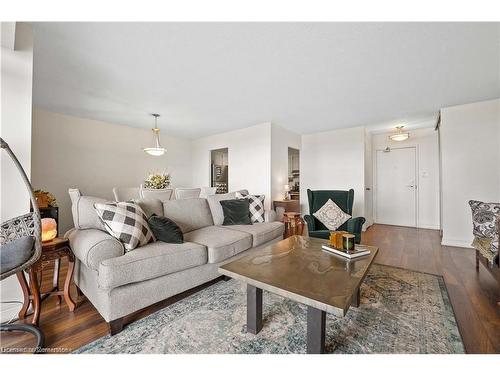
[287,147,300,201]
[375,146,417,227]
[210,148,228,194]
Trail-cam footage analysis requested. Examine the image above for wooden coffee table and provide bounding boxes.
[219,235,378,353]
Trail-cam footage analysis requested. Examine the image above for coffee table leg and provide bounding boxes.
[351,288,360,308]
[247,284,263,334]
[307,306,326,354]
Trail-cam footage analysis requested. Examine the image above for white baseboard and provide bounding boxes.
[362,220,374,232]
[441,238,473,248]
[417,224,440,230]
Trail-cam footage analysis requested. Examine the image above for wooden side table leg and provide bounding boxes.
[16,271,30,319]
[29,268,41,326]
[53,258,62,305]
[63,258,77,312]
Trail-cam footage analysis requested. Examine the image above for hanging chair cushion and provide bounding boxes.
[0,236,35,275]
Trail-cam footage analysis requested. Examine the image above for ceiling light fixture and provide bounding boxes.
[389,126,410,142]
[143,113,166,156]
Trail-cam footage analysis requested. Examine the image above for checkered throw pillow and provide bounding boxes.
[235,192,265,223]
[94,202,155,251]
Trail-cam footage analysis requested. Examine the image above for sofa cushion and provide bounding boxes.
[68,188,107,231]
[184,226,252,263]
[227,222,284,247]
[133,198,164,218]
[207,190,249,225]
[98,241,208,289]
[163,198,214,233]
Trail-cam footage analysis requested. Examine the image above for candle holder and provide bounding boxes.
[342,233,356,251]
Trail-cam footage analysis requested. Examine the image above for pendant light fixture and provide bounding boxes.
[143,113,166,156]
[389,126,410,142]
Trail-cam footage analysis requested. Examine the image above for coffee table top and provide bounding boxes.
[219,235,378,316]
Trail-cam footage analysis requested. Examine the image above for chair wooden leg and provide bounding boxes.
[109,318,124,336]
[475,251,480,272]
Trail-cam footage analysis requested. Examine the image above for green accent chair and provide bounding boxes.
[304,189,365,244]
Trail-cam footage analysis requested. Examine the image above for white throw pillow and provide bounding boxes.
[235,192,265,223]
[313,199,351,230]
[94,202,155,251]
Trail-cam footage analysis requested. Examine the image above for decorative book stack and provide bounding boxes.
[321,244,371,259]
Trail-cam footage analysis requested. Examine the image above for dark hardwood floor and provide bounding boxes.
[1,224,499,353]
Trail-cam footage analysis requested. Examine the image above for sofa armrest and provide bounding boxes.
[346,217,366,244]
[65,228,124,271]
[264,209,277,222]
[304,214,316,232]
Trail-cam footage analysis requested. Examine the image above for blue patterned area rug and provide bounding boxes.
[75,264,464,354]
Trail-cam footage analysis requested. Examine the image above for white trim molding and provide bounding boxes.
[418,223,440,230]
[441,238,473,248]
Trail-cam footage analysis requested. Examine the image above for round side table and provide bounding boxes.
[283,212,305,238]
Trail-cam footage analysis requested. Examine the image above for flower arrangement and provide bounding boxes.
[34,190,58,208]
[144,172,171,189]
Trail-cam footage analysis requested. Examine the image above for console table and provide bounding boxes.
[273,199,300,214]
[16,237,77,326]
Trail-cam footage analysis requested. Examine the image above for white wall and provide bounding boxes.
[0,23,34,322]
[31,108,192,233]
[372,127,440,229]
[301,126,367,218]
[271,124,301,203]
[440,98,500,247]
[191,123,273,208]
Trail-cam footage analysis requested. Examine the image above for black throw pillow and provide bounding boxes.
[147,214,184,243]
[220,198,252,225]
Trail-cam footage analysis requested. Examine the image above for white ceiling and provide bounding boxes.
[32,22,500,139]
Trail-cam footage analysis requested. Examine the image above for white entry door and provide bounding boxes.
[375,147,417,227]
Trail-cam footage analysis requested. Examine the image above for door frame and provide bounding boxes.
[373,145,419,228]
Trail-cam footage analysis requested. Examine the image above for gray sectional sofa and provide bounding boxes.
[66,189,284,334]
